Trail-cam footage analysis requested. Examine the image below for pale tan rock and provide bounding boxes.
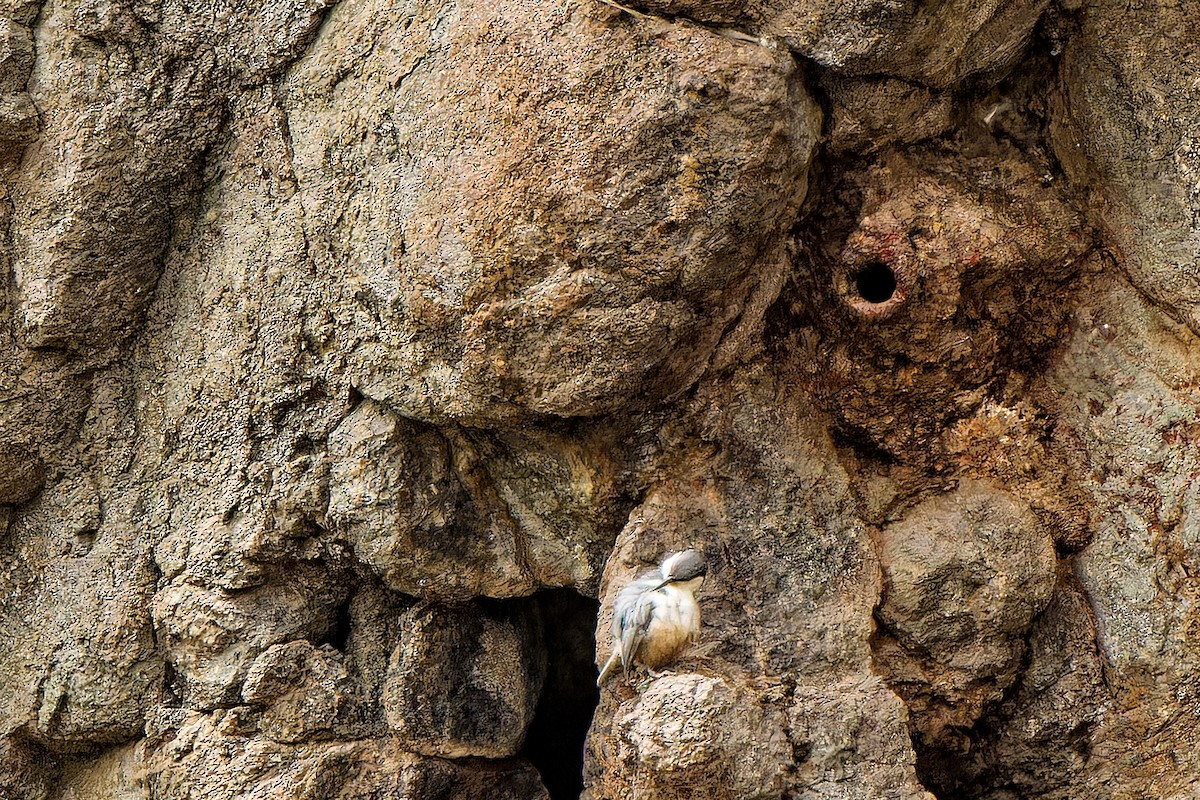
[141,711,550,799]
[326,398,536,599]
[383,601,546,759]
[587,367,931,799]
[327,398,634,599]
[0,508,162,754]
[151,573,347,711]
[50,741,143,800]
[2,0,1200,795]
[790,677,934,800]
[8,0,331,350]
[0,442,44,505]
[607,673,793,798]
[874,479,1057,750]
[341,582,414,738]
[1035,274,1200,796]
[616,0,1047,87]
[0,15,35,158]
[1054,0,1200,335]
[242,641,360,744]
[284,0,821,423]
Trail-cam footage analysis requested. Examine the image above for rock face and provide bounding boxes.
[382,601,546,759]
[587,369,932,799]
[282,0,819,424]
[874,480,1058,756]
[1,0,1199,798]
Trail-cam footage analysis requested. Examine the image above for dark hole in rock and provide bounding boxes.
[160,662,184,707]
[3,731,61,799]
[912,731,1006,800]
[319,593,355,652]
[853,261,897,303]
[832,427,899,466]
[523,588,600,800]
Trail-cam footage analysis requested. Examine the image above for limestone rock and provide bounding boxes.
[31,589,162,748]
[341,582,415,738]
[241,641,360,744]
[154,511,343,593]
[0,442,44,505]
[586,367,930,799]
[44,742,143,800]
[2,0,1199,795]
[0,14,37,160]
[383,601,547,759]
[9,0,332,350]
[1054,0,1200,335]
[0,510,162,754]
[616,0,1048,87]
[142,711,550,799]
[326,398,536,599]
[151,572,347,711]
[284,0,821,423]
[822,77,954,155]
[874,479,1057,751]
[606,673,793,798]
[1036,275,1200,796]
[790,677,933,800]
[327,398,636,599]
[939,580,1109,798]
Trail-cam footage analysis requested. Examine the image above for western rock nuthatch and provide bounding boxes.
[597,549,707,685]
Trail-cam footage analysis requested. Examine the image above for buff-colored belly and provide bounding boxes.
[636,587,700,669]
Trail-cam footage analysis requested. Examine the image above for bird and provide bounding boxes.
[597,549,707,686]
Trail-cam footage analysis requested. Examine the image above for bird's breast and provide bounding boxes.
[638,588,700,669]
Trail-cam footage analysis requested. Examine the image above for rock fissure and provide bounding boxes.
[594,0,770,49]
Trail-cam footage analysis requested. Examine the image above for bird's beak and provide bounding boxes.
[651,579,670,591]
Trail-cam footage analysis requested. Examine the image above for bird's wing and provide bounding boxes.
[618,580,657,669]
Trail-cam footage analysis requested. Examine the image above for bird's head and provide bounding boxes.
[653,549,707,591]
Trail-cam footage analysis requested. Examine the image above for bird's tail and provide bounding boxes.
[596,648,622,686]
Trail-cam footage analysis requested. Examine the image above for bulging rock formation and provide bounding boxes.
[2,0,1199,798]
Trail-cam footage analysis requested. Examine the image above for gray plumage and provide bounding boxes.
[660,549,706,584]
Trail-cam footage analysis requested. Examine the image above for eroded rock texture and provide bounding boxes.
[1,0,1199,797]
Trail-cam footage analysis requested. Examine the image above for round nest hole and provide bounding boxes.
[852,261,897,304]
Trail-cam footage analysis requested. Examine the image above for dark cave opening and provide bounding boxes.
[318,592,355,652]
[853,261,897,303]
[522,588,601,800]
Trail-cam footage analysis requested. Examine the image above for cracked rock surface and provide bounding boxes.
[1,0,1199,798]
